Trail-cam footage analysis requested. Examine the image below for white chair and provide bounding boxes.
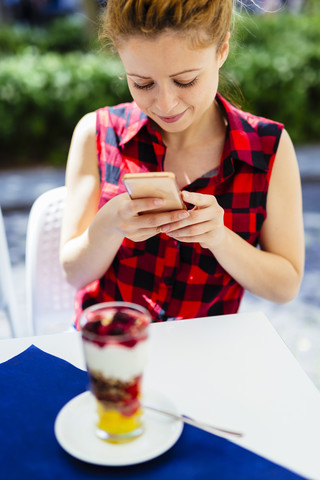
[0,207,21,337]
[25,186,77,335]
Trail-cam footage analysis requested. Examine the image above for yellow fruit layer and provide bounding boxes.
[97,404,142,434]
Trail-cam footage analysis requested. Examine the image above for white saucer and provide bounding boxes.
[54,390,183,466]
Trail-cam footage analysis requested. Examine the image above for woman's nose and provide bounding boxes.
[154,86,179,114]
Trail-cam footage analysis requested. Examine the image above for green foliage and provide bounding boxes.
[224,12,320,143]
[0,15,96,55]
[1,12,320,166]
[0,50,130,165]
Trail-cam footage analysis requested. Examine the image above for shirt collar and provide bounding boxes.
[216,93,270,172]
[118,103,163,147]
[118,105,149,146]
[119,96,270,172]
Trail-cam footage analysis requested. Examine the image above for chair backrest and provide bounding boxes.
[25,186,76,335]
[0,207,21,337]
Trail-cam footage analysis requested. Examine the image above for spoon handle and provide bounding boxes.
[143,404,243,438]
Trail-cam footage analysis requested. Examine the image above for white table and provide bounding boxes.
[1,311,320,480]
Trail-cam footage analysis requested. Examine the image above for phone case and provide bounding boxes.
[123,172,186,212]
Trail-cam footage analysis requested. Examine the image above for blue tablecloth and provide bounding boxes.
[0,345,307,480]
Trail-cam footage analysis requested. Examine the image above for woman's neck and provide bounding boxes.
[160,100,227,152]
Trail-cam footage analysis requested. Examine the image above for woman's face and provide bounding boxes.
[118,31,229,135]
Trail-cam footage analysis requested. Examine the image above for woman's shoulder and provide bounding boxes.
[96,102,148,144]
[218,93,283,132]
[71,102,143,144]
[217,93,285,169]
[71,112,96,145]
[222,95,284,136]
[96,101,145,127]
[73,102,139,137]
[240,108,284,137]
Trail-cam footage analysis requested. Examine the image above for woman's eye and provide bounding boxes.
[132,77,198,91]
[133,82,154,90]
[174,77,198,88]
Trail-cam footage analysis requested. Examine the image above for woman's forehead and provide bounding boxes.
[119,38,217,78]
[118,32,217,64]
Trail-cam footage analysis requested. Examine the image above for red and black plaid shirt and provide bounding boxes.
[74,94,283,327]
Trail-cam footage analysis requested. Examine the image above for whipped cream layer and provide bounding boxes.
[83,339,149,382]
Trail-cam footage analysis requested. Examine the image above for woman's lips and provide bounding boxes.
[157,110,186,123]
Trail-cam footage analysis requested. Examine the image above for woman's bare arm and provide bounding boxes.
[60,113,191,289]
[60,112,124,288]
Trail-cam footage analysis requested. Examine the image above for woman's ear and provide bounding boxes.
[218,32,230,68]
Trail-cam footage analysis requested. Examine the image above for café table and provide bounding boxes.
[1,311,320,480]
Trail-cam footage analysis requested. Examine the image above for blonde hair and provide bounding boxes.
[101,0,234,51]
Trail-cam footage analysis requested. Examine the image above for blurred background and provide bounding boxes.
[0,0,320,389]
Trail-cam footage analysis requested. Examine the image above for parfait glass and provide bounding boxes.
[80,302,151,443]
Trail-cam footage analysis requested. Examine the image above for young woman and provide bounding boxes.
[60,0,304,327]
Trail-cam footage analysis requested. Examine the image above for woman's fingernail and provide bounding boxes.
[154,198,164,206]
[160,224,170,232]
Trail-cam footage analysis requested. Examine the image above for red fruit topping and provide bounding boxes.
[113,311,132,324]
[82,307,149,348]
[108,327,125,336]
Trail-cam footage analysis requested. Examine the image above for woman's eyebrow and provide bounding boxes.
[127,68,201,79]
[169,68,201,77]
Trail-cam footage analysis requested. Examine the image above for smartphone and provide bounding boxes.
[122,172,186,213]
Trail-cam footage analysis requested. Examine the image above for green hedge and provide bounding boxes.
[1,12,320,166]
[0,50,131,165]
[0,15,95,54]
[225,13,320,143]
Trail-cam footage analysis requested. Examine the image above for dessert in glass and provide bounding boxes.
[80,302,151,443]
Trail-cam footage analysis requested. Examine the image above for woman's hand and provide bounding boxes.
[105,192,190,242]
[158,190,226,250]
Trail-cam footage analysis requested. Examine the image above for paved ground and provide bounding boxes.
[1,145,320,389]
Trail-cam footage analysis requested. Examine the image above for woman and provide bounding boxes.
[60,0,304,327]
